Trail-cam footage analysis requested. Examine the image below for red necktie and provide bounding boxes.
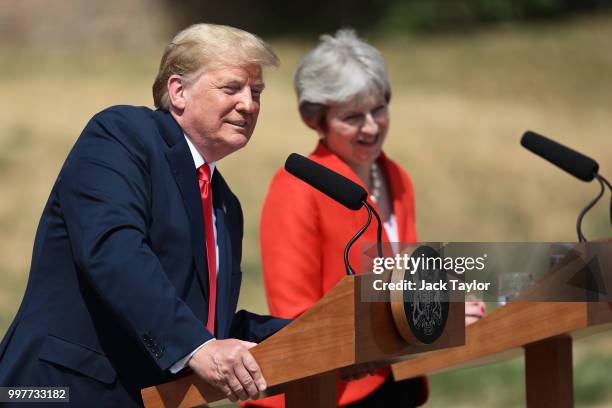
[197,164,216,335]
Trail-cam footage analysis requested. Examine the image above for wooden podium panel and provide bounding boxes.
[392,301,612,407]
[393,240,612,407]
[525,335,573,408]
[392,301,612,377]
[142,272,465,407]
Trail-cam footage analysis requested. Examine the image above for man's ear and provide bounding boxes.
[167,74,187,111]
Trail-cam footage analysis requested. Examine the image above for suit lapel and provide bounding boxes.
[380,154,409,242]
[153,110,210,299]
[212,174,233,337]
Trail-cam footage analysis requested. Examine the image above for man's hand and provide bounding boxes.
[187,339,265,402]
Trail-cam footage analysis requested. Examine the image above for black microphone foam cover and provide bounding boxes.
[521,131,599,182]
[285,153,368,210]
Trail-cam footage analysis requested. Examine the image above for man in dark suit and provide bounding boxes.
[0,23,288,406]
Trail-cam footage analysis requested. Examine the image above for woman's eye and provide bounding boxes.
[343,114,362,122]
[372,105,387,115]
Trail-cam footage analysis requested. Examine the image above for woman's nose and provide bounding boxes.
[361,113,379,135]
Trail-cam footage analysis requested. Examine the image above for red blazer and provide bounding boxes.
[252,143,427,407]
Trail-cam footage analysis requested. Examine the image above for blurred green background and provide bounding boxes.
[1,0,611,406]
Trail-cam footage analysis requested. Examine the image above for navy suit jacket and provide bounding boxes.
[0,106,288,406]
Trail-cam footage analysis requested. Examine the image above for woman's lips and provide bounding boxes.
[356,134,379,146]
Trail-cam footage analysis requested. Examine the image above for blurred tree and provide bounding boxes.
[381,0,612,32]
[0,0,169,48]
[169,0,392,36]
[2,0,610,48]
[166,0,612,37]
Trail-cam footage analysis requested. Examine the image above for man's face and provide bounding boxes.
[179,64,264,162]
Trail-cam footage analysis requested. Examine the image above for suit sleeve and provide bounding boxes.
[260,170,324,319]
[57,108,211,371]
[229,310,291,343]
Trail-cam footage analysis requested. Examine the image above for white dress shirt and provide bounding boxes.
[169,134,219,373]
[384,213,399,254]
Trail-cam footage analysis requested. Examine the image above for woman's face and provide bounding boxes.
[321,91,389,170]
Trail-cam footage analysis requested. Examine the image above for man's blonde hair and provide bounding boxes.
[153,23,279,109]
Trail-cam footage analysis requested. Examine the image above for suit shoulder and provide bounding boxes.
[67,105,160,171]
[268,167,310,194]
[272,167,305,188]
[89,105,154,131]
[83,105,159,148]
[93,105,153,119]
[264,167,319,209]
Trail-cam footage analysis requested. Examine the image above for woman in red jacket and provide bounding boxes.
[256,30,484,407]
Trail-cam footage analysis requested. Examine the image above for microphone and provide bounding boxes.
[520,131,611,242]
[284,153,383,275]
[285,153,367,210]
[520,131,599,182]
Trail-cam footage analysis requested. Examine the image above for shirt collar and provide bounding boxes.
[184,133,216,175]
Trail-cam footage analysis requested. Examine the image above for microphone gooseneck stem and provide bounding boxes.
[363,200,384,259]
[344,201,373,276]
[576,176,605,242]
[597,174,612,228]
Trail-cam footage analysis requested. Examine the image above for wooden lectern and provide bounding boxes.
[142,272,465,407]
[392,242,612,408]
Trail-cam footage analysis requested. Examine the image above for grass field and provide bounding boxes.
[1,13,611,406]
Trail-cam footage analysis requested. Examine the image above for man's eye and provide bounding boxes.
[223,86,239,94]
